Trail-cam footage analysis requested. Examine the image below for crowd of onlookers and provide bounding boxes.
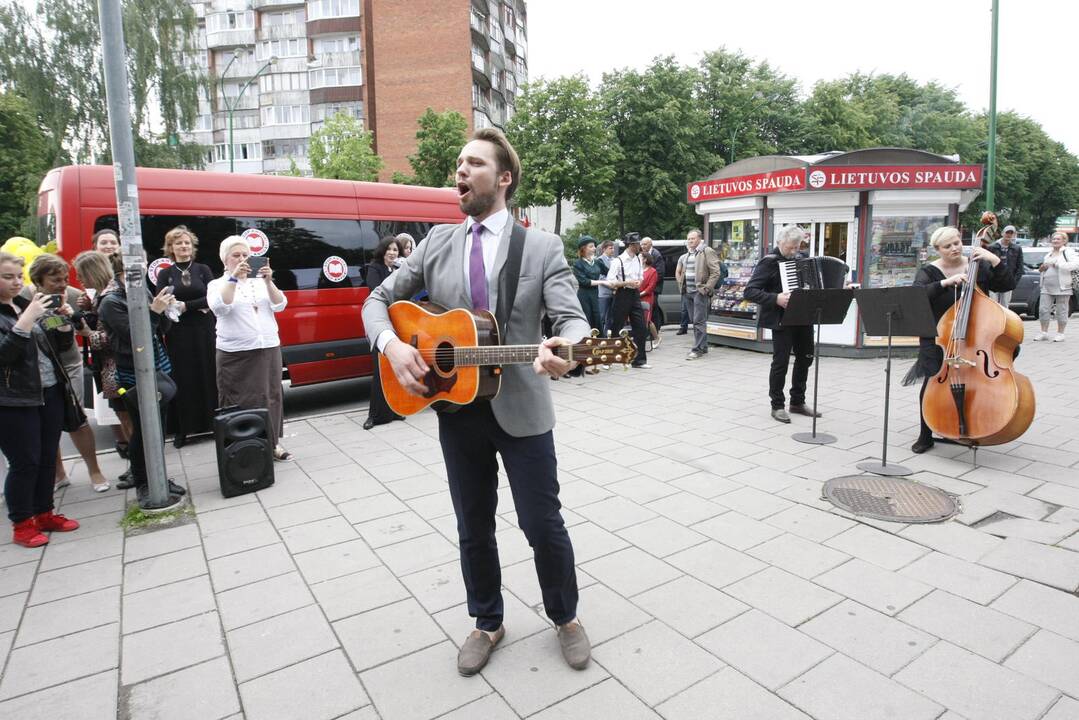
[0,227,413,546]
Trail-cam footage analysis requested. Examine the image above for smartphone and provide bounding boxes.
[44,294,63,310]
[162,285,175,295]
[247,256,267,272]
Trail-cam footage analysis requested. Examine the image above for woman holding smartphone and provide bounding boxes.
[0,251,81,547]
[208,236,291,460]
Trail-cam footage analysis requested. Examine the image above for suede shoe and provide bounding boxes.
[557,621,591,670]
[675,328,688,335]
[457,626,504,676]
[789,404,822,418]
[771,408,791,424]
[34,511,79,532]
[12,518,48,548]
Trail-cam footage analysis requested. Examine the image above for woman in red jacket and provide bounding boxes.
[639,253,661,348]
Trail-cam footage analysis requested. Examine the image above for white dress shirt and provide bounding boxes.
[207,275,287,352]
[606,251,644,284]
[375,209,510,353]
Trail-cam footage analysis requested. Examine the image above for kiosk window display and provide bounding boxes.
[710,218,761,324]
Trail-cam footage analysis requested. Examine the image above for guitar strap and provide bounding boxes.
[494,221,526,337]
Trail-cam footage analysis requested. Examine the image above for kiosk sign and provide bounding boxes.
[687,168,805,202]
[805,164,984,191]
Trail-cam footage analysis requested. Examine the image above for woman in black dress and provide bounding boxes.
[158,226,218,448]
[364,236,402,430]
[909,226,1014,454]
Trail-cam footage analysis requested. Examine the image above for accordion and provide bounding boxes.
[780,256,849,293]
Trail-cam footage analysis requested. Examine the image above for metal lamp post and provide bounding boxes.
[221,54,277,172]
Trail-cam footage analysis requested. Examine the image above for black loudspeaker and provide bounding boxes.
[214,406,275,497]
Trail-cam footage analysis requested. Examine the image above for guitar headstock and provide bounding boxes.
[570,330,638,368]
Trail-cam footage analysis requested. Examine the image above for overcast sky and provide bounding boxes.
[528,0,1077,157]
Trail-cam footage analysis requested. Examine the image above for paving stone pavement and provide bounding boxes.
[1,321,1078,719]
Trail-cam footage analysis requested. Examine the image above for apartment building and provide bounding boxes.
[180,0,528,178]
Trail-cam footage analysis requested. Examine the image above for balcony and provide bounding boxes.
[259,23,306,40]
[206,28,256,49]
[260,123,311,142]
[471,52,487,75]
[220,61,264,78]
[217,94,260,112]
[258,90,309,106]
[264,156,310,174]
[317,50,361,68]
[252,0,305,9]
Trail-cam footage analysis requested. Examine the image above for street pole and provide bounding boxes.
[986,0,1000,211]
[97,0,174,509]
[225,57,276,173]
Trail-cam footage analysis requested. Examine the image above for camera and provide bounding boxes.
[44,294,63,310]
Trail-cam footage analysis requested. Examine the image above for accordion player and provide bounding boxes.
[779,255,849,293]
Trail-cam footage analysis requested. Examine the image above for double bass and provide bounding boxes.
[922,254,1035,446]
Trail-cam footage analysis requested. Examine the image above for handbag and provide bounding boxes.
[42,331,87,432]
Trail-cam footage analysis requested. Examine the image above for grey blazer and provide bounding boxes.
[362,217,590,438]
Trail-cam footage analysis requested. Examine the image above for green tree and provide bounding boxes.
[97,133,205,169]
[284,157,303,177]
[506,75,618,235]
[597,57,716,239]
[309,112,383,181]
[393,108,468,187]
[0,0,205,166]
[697,48,806,164]
[0,92,52,237]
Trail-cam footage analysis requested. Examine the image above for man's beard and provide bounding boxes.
[459,183,497,218]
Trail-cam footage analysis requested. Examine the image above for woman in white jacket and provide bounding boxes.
[1034,231,1079,342]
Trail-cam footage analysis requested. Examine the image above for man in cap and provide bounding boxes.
[605,232,650,368]
[989,225,1024,308]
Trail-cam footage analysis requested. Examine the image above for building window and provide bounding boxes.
[312,35,360,54]
[256,38,306,60]
[488,18,503,46]
[206,11,254,33]
[311,102,364,127]
[471,48,486,73]
[306,0,359,21]
[261,8,305,26]
[213,142,261,162]
[308,66,361,89]
[258,72,309,93]
[473,110,491,130]
[262,139,309,159]
[261,105,310,125]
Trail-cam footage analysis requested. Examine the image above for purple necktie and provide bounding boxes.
[469,222,489,311]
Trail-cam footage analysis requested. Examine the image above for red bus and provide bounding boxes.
[37,165,463,386]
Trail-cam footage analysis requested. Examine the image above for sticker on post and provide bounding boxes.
[242,228,269,256]
[147,257,174,285]
[322,256,349,283]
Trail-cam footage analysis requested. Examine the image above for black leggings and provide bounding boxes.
[918,376,932,442]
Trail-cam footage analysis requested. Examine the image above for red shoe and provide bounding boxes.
[12,518,48,548]
[34,511,80,532]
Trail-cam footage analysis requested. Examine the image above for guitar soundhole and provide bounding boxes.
[434,341,455,374]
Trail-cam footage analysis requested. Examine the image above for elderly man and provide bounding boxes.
[682,229,722,360]
[744,225,821,423]
[989,225,1024,307]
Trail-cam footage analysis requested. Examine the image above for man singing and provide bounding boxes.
[744,225,822,423]
[362,129,592,676]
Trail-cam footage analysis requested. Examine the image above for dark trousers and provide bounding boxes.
[1,384,64,523]
[918,376,932,442]
[438,402,577,631]
[608,288,648,365]
[577,289,602,335]
[653,281,666,327]
[769,325,813,409]
[366,350,397,425]
[679,292,691,331]
[120,373,176,488]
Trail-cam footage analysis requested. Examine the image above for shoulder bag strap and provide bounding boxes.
[494,222,526,336]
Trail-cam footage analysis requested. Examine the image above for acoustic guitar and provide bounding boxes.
[378,300,638,417]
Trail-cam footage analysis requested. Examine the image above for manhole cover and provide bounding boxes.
[822,475,958,523]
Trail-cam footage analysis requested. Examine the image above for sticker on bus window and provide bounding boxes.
[242,228,269,256]
[147,257,173,286]
[322,256,348,283]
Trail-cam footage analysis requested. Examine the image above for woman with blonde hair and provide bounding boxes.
[907,226,1015,454]
[1032,231,1078,342]
[208,236,291,460]
[156,226,218,447]
[1,251,81,546]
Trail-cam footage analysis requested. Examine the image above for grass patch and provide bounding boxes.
[120,500,195,532]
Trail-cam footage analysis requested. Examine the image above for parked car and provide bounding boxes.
[1010,248,1077,319]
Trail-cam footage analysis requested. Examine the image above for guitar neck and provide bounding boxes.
[454,344,572,366]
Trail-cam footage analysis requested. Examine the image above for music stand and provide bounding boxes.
[854,287,937,476]
[782,288,854,445]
